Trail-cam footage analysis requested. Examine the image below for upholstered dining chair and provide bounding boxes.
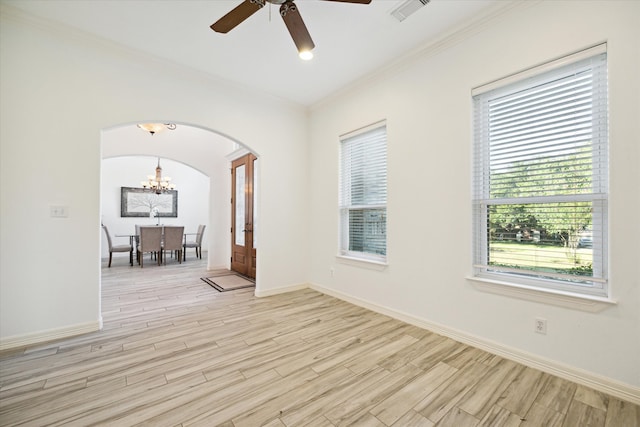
[162,226,184,265]
[183,224,206,261]
[134,224,156,263]
[102,225,132,267]
[137,226,162,268]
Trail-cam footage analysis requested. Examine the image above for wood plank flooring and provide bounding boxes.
[1,257,638,426]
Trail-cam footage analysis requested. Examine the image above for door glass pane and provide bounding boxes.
[253,158,258,249]
[235,164,245,246]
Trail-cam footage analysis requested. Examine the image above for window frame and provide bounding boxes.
[471,45,609,299]
[338,121,388,264]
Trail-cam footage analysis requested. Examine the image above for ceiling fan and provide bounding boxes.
[211,0,372,60]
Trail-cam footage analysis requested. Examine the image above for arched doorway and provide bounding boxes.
[101,122,240,269]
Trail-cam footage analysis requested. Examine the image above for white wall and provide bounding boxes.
[101,156,211,264]
[0,5,309,342]
[308,0,640,392]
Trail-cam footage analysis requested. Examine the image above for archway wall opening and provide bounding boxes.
[0,7,310,346]
[101,124,236,270]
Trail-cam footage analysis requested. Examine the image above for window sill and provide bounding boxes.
[336,255,388,271]
[466,276,617,312]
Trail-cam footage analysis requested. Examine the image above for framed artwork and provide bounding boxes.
[120,187,178,218]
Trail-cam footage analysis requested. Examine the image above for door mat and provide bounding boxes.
[201,273,255,292]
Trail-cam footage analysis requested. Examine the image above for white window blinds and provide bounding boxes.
[472,47,608,295]
[340,123,387,262]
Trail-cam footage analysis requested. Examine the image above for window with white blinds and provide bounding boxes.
[472,46,608,296]
[339,122,387,262]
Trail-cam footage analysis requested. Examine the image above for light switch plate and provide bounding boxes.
[50,205,69,218]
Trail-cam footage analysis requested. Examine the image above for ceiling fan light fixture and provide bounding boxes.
[299,49,313,60]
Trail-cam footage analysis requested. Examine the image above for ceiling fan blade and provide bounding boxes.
[211,0,264,33]
[280,1,315,54]
[320,0,372,4]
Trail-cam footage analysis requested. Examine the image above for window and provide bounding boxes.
[472,45,608,297]
[339,122,387,263]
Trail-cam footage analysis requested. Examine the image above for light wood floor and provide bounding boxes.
[1,256,638,426]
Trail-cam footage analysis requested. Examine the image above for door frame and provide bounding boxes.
[231,153,257,278]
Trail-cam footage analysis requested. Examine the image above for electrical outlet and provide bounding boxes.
[330,267,335,277]
[534,318,547,335]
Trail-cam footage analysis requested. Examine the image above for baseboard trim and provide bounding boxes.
[254,283,308,297]
[0,321,101,352]
[309,282,640,405]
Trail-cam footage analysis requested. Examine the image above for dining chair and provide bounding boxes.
[102,225,132,267]
[162,226,184,264]
[137,226,162,268]
[183,224,206,261]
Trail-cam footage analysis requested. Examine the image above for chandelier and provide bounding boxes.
[141,158,176,194]
[137,123,176,136]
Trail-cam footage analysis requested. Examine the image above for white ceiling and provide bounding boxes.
[5,0,509,107]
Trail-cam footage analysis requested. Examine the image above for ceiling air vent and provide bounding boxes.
[390,0,430,22]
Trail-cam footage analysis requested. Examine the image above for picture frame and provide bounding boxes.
[120,187,178,218]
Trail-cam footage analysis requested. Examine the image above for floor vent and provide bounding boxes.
[390,0,431,22]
